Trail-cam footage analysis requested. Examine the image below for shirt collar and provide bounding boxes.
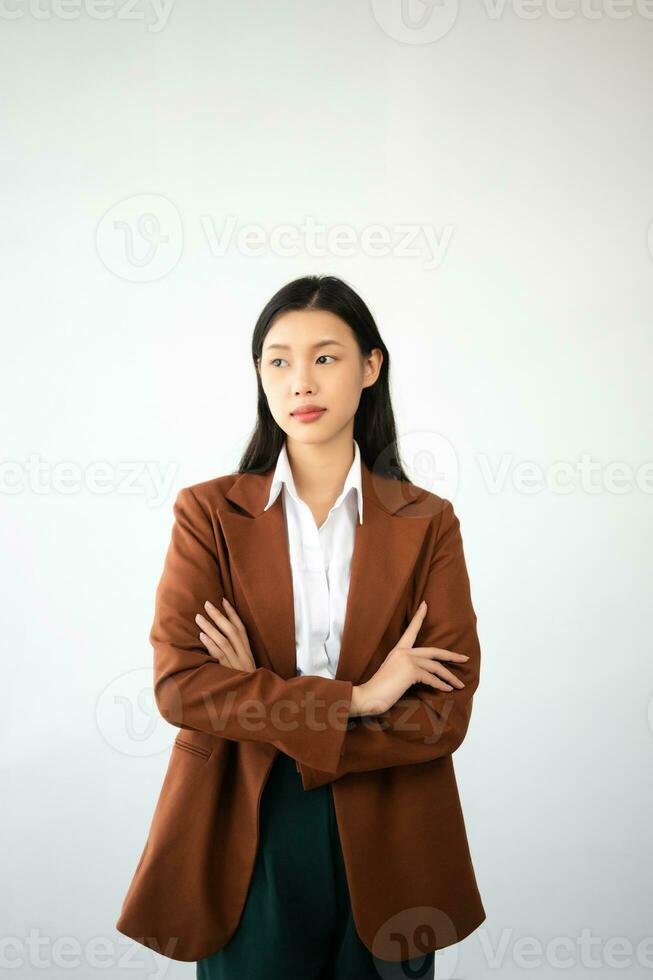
[263,438,364,524]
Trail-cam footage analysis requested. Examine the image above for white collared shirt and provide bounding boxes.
[263,439,364,679]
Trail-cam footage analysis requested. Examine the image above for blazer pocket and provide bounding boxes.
[173,735,212,762]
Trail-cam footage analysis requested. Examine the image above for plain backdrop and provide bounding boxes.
[1,1,652,978]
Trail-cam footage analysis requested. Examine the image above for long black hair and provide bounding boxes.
[237,275,410,482]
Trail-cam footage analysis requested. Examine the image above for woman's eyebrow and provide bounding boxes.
[264,339,346,352]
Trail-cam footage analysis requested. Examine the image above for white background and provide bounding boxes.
[1,0,652,977]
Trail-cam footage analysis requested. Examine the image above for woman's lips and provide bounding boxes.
[291,408,326,423]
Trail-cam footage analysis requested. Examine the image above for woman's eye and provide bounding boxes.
[269,355,336,367]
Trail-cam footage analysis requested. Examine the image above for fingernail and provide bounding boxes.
[222,597,230,606]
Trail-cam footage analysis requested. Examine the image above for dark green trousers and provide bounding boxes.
[196,750,435,980]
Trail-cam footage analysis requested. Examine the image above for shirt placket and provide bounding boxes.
[298,501,331,676]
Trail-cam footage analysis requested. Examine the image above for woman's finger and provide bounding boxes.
[413,656,465,689]
[396,601,428,650]
[198,630,221,660]
[195,613,238,668]
[414,645,469,663]
[215,597,247,637]
[198,630,230,665]
[199,603,248,666]
[415,668,454,692]
[203,599,256,672]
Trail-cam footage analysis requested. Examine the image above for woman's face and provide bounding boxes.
[257,309,382,444]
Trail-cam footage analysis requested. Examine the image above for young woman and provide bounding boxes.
[115,275,486,980]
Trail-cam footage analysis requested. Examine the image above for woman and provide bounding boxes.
[115,275,486,979]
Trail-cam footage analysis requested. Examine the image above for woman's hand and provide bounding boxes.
[195,597,257,673]
[350,600,470,717]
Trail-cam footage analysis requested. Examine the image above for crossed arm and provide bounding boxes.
[151,486,481,783]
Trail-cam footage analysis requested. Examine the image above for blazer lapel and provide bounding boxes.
[220,457,433,685]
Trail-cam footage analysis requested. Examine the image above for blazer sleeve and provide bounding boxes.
[297,498,481,790]
[151,486,354,774]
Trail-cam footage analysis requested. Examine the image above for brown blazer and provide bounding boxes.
[115,459,486,962]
